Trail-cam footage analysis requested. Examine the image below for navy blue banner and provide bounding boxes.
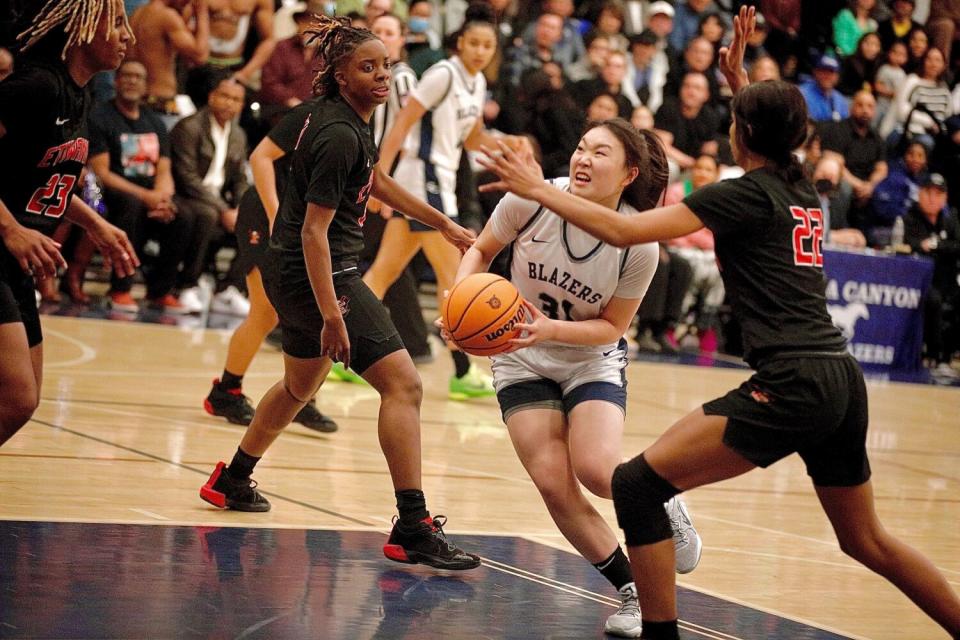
[823,249,934,371]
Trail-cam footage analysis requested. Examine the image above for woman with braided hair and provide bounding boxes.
[0,0,139,446]
[199,14,482,571]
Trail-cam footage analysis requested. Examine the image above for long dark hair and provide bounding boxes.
[305,13,378,97]
[582,118,669,211]
[731,81,808,183]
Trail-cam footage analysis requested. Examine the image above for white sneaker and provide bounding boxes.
[211,285,250,316]
[604,582,643,638]
[666,497,702,574]
[178,286,206,314]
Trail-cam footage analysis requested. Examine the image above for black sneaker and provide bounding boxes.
[382,515,481,570]
[199,461,271,512]
[204,379,255,425]
[293,400,338,433]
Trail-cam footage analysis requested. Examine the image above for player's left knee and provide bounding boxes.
[573,460,615,499]
[611,454,680,547]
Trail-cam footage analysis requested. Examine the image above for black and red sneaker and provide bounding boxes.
[383,515,481,570]
[204,379,255,425]
[199,461,271,512]
[293,400,338,433]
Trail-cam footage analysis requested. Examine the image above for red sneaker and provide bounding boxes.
[109,291,138,312]
[150,293,190,315]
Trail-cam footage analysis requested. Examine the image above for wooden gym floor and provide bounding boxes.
[1,315,957,639]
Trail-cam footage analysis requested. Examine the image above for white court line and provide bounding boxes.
[43,328,99,368]
[128,508,170,521]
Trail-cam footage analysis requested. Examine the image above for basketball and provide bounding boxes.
[443,273,526,356]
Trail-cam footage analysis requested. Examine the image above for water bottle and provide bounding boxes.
[891,215,904,251]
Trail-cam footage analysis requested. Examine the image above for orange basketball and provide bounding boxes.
[443,273,526,356]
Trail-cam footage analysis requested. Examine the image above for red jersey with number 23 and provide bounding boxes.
[0,61,90,235]
[683,167,846,367]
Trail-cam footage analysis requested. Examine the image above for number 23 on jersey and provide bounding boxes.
[790,206,824,267]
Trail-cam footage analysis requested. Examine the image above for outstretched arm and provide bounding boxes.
[477,142,703,247]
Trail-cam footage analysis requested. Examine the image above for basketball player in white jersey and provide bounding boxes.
[450,120,702,638]
[362,4,529,400]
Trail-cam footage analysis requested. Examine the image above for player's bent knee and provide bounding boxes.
[611,453,680,547]
[574,464,614,499]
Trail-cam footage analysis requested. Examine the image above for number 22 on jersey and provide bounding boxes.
[790,206,824,267]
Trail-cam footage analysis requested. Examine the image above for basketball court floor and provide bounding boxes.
[1,313,958,639]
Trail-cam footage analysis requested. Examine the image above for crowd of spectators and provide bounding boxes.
[1,0,957,373]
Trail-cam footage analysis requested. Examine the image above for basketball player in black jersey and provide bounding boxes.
[478,8,960,639]
[202,98,338,433]
[200,15,481,570]
[0,0,140,447]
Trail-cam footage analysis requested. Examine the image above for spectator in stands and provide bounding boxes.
[258,4,315,125]
[626,29,669,112]
[646,1,678,63]
[521,0,585,68]
[874,41,909,126]
[812,155,868,247]
[743,10,770,68]
[406,0,444,76]
[88,60,191,314]
[585,92,620,121]
[565,31,610,82]
[129,0,210,128]
[669,0,717,53]
[171,74,250,315]
[879,46,953,150]
[905,26,930,73]
[634,245,693,354]
[210,0,274,85]
[364,0,392,23]
[572,49,635,118]
[631,104,655,130]
[697,11,728,56]
[663,153,724,353]
[520,69,584,178]
[877,0,922,50]
[799,54,849,123]
[870,140,929,245]
[821,90,888,231]
[505,12,564,85]
[927,0,960,68]
[748,54,781,81]
[903,173,960,376]
[0,47,12,82]
[664,36,721,106]
[838,32,882,96]
[760,0,803,79]
[655,71,720,170]
[832,0,878,57]
[593,1,628,52]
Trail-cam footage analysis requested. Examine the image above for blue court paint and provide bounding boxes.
[0,521,850,639]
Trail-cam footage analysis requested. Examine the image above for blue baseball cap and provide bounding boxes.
[815,54,841,72]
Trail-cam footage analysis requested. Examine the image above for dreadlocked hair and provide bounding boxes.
[16,0,129,62]
[582,119,669,211]
[304,13,378,97]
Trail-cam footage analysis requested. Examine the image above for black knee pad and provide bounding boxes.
[612,453,680,547]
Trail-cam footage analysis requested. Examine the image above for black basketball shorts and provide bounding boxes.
[0,245,42,347]
[703,351,871,487]
[265,259,404,374]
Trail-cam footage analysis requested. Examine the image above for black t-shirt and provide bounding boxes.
[270,95,378,268]
[819,119,885,182]
[684,168,846,365]
[654,96,721,159]
[264,98,319,194]
[0,61,90,234]
[88,100,170,190]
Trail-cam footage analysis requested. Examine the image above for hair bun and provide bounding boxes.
[463,1,495,25]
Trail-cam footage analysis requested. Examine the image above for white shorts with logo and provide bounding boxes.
[393,156,458,221]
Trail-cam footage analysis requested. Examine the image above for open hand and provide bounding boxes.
[87,219,139,278]
[503,299,552,353]
[718,5,755,94]
[477,140,545,200]
[0,224,66,280]
[441,221,476,254]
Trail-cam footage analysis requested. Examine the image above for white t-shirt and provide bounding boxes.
[488,178,658,340]
[372,60,417,151]
[402,56,486,171]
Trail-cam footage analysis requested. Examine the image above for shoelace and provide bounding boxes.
[429,515,458,552]
[617,589,640,616]
[668,503,690,546]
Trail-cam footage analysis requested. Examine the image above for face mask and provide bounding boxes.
[408,17,430,34]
